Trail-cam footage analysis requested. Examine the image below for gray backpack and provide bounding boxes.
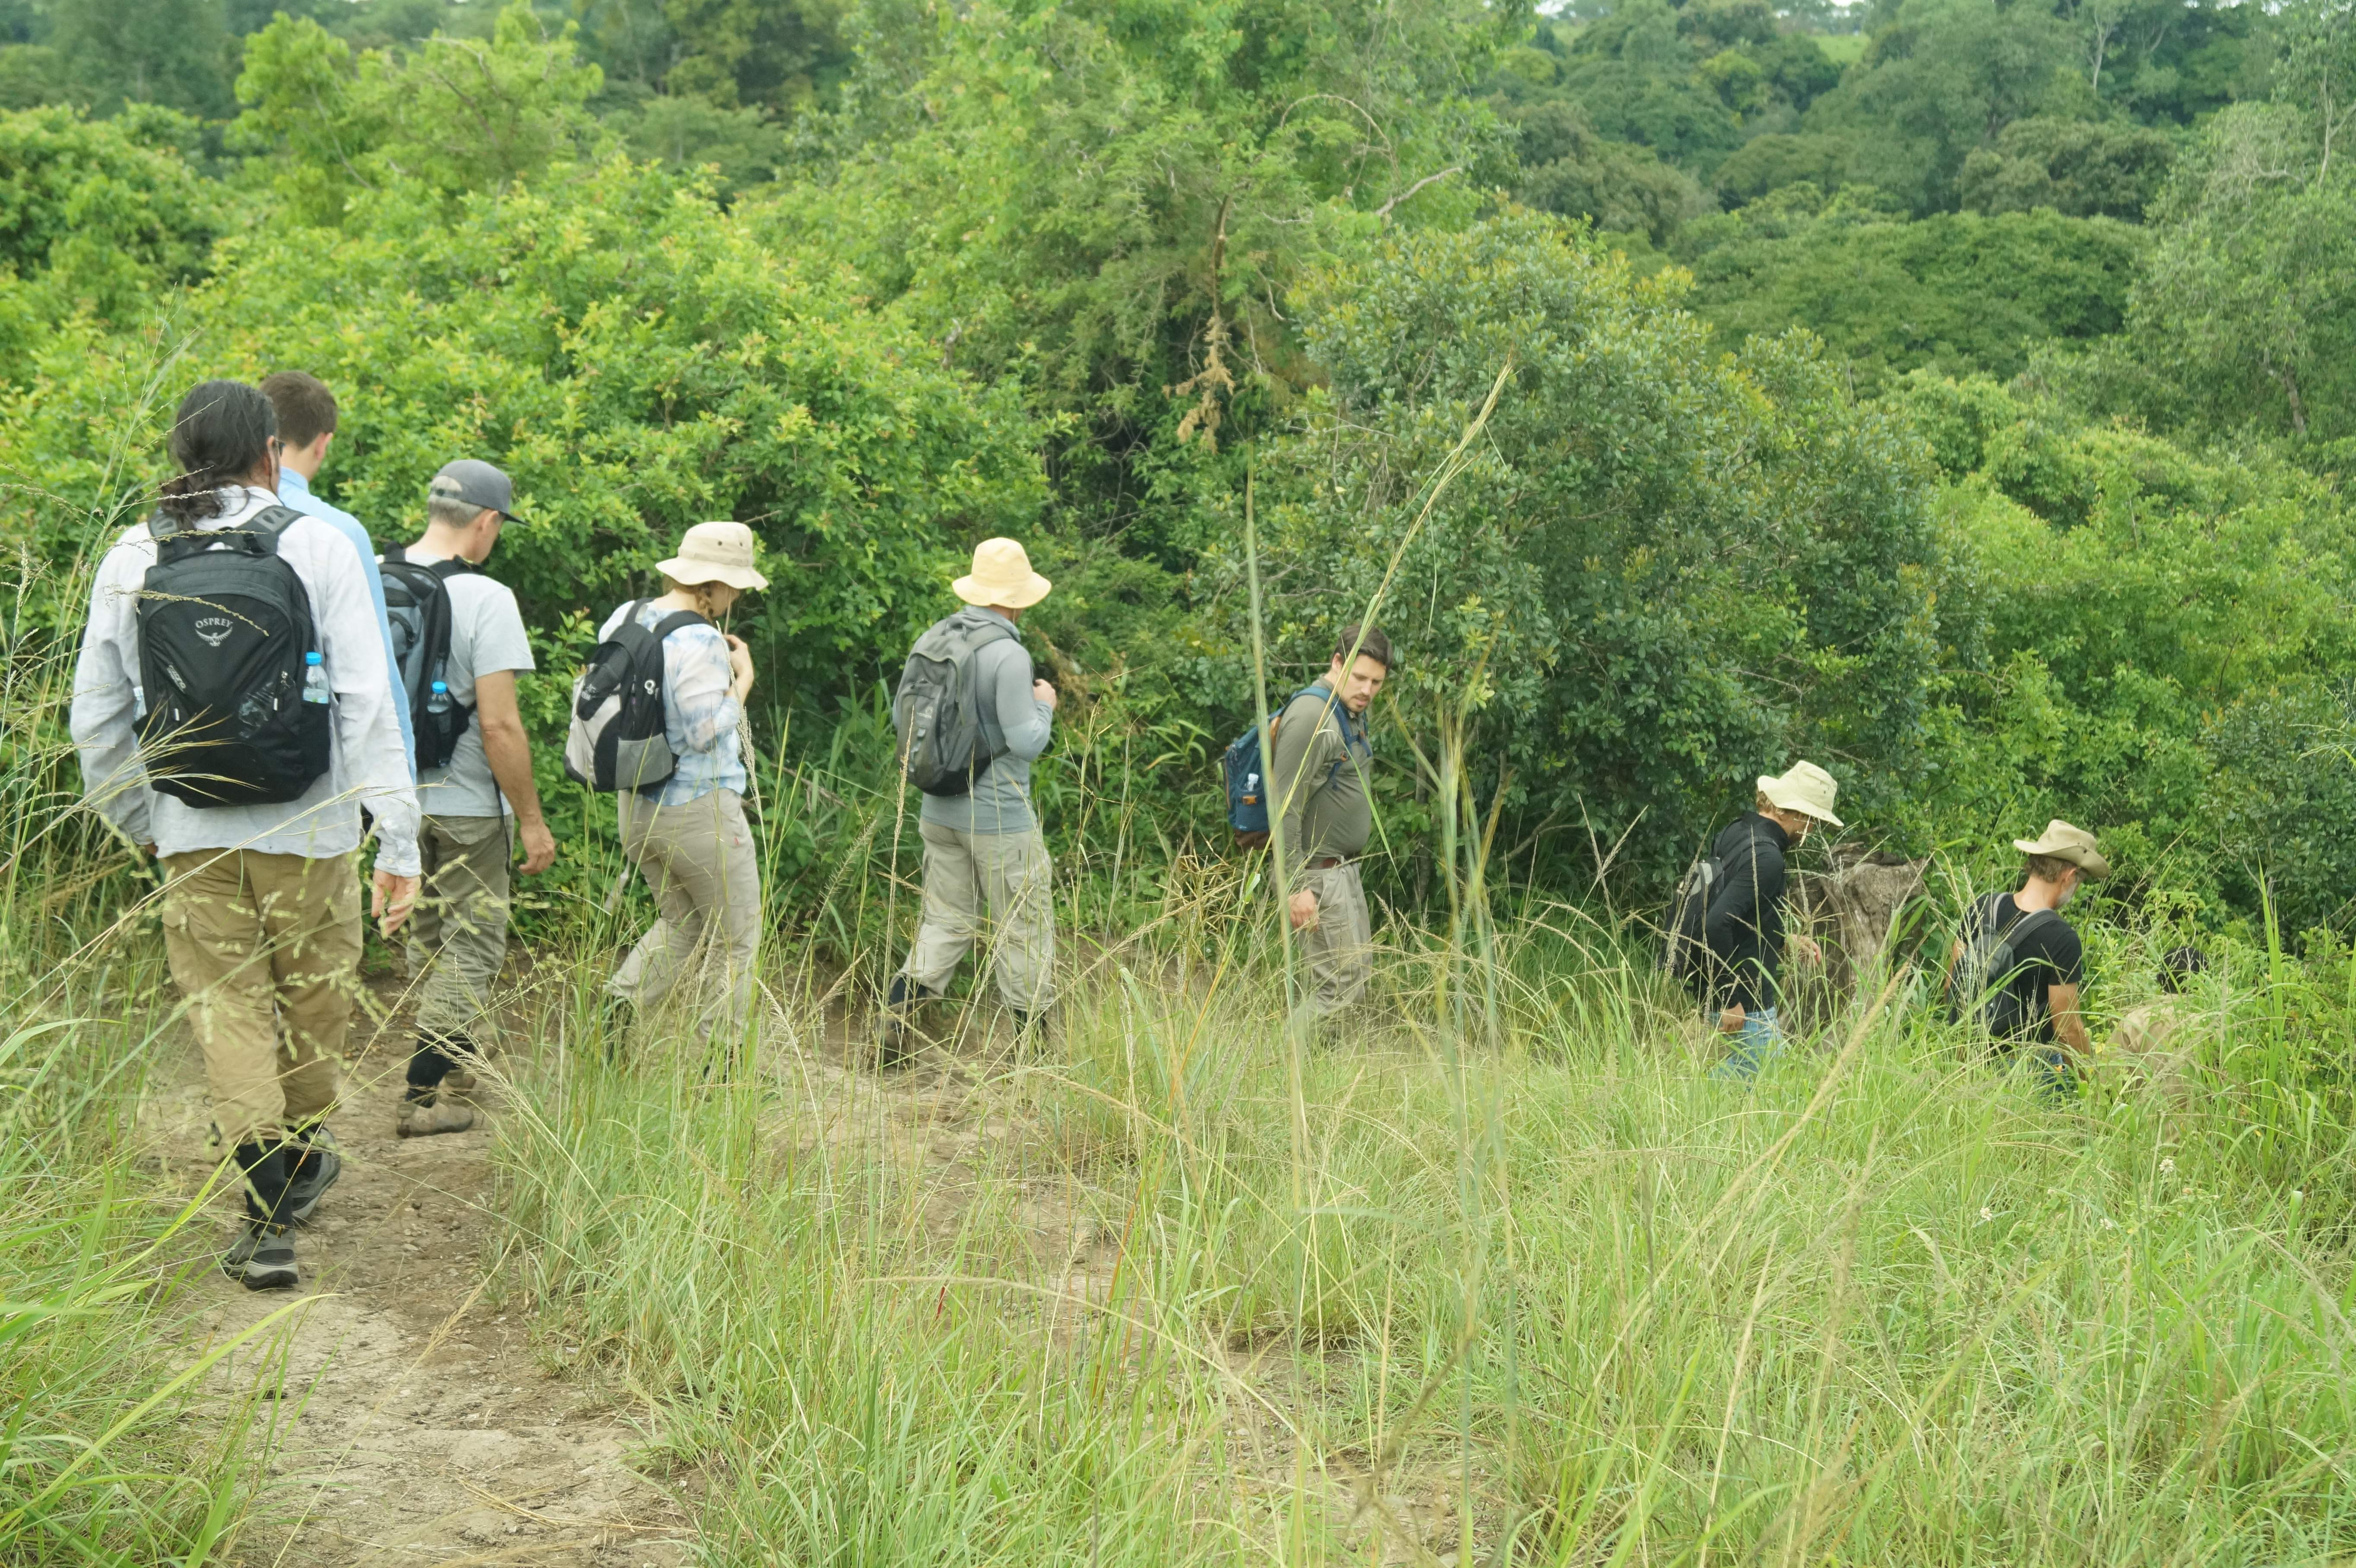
[892,613,1016,797]
[1949,895,2060,1039]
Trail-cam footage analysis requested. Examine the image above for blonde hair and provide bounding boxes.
[660,574,734,620]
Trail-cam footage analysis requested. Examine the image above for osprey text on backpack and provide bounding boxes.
[1222,686,1357,851]
[891,614,1016,797]
[135,506,333,807]
[563,601,709,794]
[1948,895,2061,1040]
[378,545,480,771]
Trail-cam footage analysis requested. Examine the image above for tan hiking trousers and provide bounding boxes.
[608,789,762,1039]
[159,849,361,1147]
[900,821,1055,1011]
[405,814,512,1041]
[1295,860,1373,1017]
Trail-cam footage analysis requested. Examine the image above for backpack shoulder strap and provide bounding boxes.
[648,609,710,644]
[382,543,408,565]
[2007,907,2062,946]
[247,505,307,546]
[430,556,480,582]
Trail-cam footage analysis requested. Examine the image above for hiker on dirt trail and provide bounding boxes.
[384,461,556,1138]
[1945,820,2107,1099]
[261,371,417,771]
[1271,625,1392,1023]
[70,379,421,1292]
[877,538,1059,1062]
[595,522,769,1044]
[1698,762,1840,1081]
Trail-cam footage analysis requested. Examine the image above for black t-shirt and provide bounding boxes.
[1965,893,2085,1044]
[1701,813,1791,1014]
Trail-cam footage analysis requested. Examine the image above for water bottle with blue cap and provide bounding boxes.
[302,651,332,705]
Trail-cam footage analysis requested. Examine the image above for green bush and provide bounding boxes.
[1233,212,1946,888]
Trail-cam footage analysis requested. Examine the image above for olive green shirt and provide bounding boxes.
[1270,685,1373,879]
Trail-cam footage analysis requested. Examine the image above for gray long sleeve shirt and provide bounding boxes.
[918,607,1054,834]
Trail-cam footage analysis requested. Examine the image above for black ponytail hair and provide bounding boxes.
[159,379,276,525]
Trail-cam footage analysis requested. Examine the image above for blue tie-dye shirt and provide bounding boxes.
[596,601,747,806]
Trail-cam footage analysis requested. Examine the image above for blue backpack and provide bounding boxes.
[1223,685,1363,849]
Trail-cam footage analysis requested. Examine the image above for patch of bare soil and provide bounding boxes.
[144,980,694,1568]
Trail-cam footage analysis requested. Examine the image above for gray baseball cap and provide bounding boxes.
[428,458,521,521]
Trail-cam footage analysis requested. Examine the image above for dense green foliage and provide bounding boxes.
[0,0,2348,946]
[1241,215,1944,881]
[4,0,2356,1560]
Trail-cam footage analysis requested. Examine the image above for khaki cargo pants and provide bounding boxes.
[1295,860,1373,1018]
[405,814,512,1041]
[159,849,361,1148]
[608,789,762,1039]
[900,821,1055,1011]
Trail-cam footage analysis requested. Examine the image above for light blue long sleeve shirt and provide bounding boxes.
[279,467,417,771]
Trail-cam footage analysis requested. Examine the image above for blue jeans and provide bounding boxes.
[2004,1043,2078,1103]
[1710,1005,1783,1082]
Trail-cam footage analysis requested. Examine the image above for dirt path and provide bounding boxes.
[147,991,694,1568]
[142,967,1471,1565]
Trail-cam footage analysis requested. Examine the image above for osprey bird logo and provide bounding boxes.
[195,616,235,648]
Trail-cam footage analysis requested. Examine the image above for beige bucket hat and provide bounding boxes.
[1757,760,1843,827]
[2013,819,2109,880]
[953,537,1051,609]
[659,521,769,591]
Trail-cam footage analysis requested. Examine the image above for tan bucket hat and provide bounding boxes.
[1757,760,1843,826]
[953,537,1051,609]
[658,521,768,591]
[2013,819,2109,880]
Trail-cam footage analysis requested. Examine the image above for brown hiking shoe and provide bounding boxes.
[395,1094,476,1138]
[440,1066,480,1098]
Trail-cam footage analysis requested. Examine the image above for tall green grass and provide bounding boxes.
[477,847,2356,1565]
[1,540,284,1566]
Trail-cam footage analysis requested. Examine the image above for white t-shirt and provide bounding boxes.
[393,551,535,819]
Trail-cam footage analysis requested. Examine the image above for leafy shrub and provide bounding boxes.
[1232,212,1946,889]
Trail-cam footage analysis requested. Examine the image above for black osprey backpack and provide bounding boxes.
[379,544,480,770]
[135,506,333,807]
[563,601,709,794]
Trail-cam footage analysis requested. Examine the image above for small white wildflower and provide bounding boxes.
[1978,1205,1994,1223]
[2159,1158,2175,1175]
[2100,1217,2115,1230]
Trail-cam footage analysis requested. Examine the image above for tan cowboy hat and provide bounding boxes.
[1757,759,1843,826]
[658,521,768,591]
[953,537,1051,609]
[2013,819,2109,880]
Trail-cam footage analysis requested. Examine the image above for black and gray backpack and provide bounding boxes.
[1948,894,2060,1039]
[891,613,1016,797]
[378,544,479,771]
[563,601,708,794]
[135,506,332,807]
[1659,851,1725,993]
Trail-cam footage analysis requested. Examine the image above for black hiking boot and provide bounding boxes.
[225,1141,301,1290]
[874,976,934,1067]
[1011,1006,1053,1055]
[222,1222,299,1291]
[282,1123,342,1225]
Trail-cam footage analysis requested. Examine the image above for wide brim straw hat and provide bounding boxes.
[1757,759,1844,826]
[953,537,1051,609]
[2013,819,2109,880]
[658,520,768,591]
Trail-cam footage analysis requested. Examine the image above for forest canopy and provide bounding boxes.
[1,0,2351,946]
